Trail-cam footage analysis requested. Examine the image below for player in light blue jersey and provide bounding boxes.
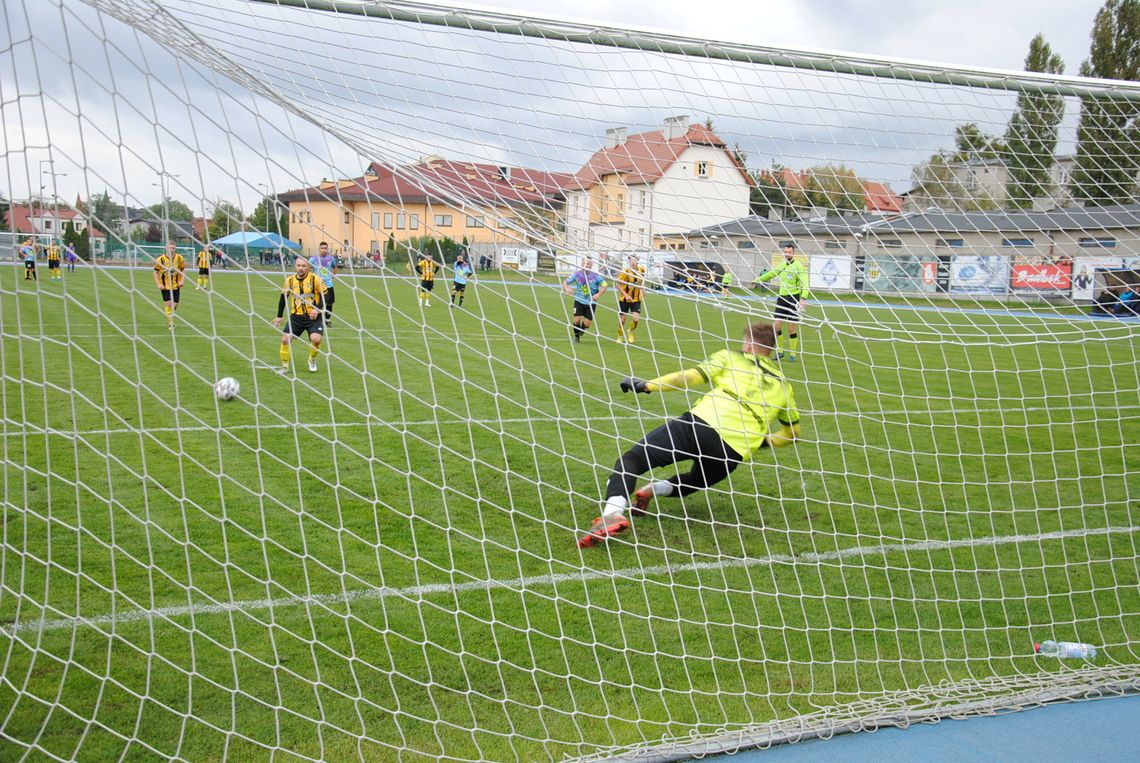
[562,256,608,343]
[309,241,338,326]
[450,253,475,307]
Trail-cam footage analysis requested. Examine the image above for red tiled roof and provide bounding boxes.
[6,201,105,236]
[572,123,753,190]
[277,160,576,208]
[863,181,903,214]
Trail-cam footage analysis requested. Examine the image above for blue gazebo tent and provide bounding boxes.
[210,231,300,249]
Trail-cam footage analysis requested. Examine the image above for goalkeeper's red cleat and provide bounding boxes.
[577,515,630,548]
[630,487,654,517]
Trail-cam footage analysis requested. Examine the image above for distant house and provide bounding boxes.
[277,159,574,257]
[6,199,96,237]
[562,116,754,253]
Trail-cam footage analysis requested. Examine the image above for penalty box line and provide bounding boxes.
[3,524,1137,637]
[4,403,1138,439]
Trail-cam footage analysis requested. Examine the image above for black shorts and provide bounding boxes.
[573,302,596,320]
[775,294,801,321]
[420,280,435,292]
[452,281,467,292]
[285,314,324,337]
[160,288,181,303]
[198,267,209,276]
[618,300,641,314]
[48,260,60,270]
[25,261,35,270]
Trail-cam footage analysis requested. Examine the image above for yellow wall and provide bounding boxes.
[287,197,529,256]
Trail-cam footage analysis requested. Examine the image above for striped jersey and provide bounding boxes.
[153,253,185,290]
[617,264,646,303]
[284,272,326,316]
[417,257,437,282]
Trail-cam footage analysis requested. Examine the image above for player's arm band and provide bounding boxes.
[645,368,704,393]
[277,294,287,318]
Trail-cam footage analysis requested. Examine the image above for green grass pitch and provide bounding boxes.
[2,264,1138,761]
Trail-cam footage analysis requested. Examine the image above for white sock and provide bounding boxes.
[602,495,628,518]
[649,480,674,497]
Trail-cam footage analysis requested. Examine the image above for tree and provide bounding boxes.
[953,123,1005,162]
[62,221,89,260]
[146,198,195,240]
[144,222,162,243]
[208,200,245,242]
[1002,35,1066,209]
[801,164,866,214]
[0,198,9,232]
[1072,0,1140,205]
[750,164,795,219]
[85,191,121,236]
[247,197,289,238]
[910,152,1000,211]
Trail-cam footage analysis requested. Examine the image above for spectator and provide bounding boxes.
[1093,288,1120,315]
[1117,286,1139,316]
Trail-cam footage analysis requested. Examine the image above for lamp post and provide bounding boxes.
[39,161,67,246]
[153,172,180,245]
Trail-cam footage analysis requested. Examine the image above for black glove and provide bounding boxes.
[619,377,651,394]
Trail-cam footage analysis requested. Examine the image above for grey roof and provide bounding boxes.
[689,204,1140,239]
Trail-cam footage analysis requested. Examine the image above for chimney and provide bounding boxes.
[604,127,628,149]
[662,115,689,140]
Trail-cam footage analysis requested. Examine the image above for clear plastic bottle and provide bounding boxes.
[1034,640,1098,659]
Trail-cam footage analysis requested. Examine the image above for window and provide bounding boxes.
[696,161,710,178]
[938,238,965,247]
[434,214,453,227]
[1079,237,1116,248]
[306,211,312,223]
[879,239,902,249]
[466,215,485,228]
[1002,238,1035,247]
[343,210,350,224]
[371,212,380,228]
[343,240,349,249]
[370,239,378,253]
[44,220,52,231]
[778,240,796,249]
[639,190,646,211]
[396,213,406,230]
[825,240,846,250]
[409,214,419,230]
[383,213,393,229]
[615,194,624,213]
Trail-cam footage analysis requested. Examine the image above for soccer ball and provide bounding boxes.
[213,377,240,401]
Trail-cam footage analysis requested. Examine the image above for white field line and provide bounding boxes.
[3,404,1137,440]
[3,525,1136,637]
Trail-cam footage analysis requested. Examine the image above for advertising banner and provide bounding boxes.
[810,254,853,290]
[1010,262,1072,292]
[950,255,1009,295]
[500,248,521,267]
[516,248,538,272]
[860,254,938,294]
[1071,257,1122,300]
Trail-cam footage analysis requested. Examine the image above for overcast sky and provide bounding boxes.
[2,0,1115,211]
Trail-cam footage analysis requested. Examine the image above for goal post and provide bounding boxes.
[1,1,1138,761]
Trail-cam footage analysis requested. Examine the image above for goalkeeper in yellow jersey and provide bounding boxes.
[578,321,801,548]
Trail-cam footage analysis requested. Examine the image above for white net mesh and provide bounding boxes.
[1,1,1138,760]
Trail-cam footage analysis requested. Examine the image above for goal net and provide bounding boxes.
[2,0,1138,760]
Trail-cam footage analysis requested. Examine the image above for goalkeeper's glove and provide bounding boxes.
[619,377,652,394]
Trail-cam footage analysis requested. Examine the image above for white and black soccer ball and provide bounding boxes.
[213,377,240,401]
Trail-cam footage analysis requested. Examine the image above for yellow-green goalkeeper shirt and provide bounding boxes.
[689,350,800,460]
[756,258,811,298]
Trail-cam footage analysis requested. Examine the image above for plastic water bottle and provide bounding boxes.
[1034,640,1097,659]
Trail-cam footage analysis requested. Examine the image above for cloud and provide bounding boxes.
[2,0,1108,213]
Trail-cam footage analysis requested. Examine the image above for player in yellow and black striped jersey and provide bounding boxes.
[152,242,186,327]
[195,246,211,289]
[271,257,327,374]
[46,241,62,282]
[416,253,438,307]
[616,255,646,343]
